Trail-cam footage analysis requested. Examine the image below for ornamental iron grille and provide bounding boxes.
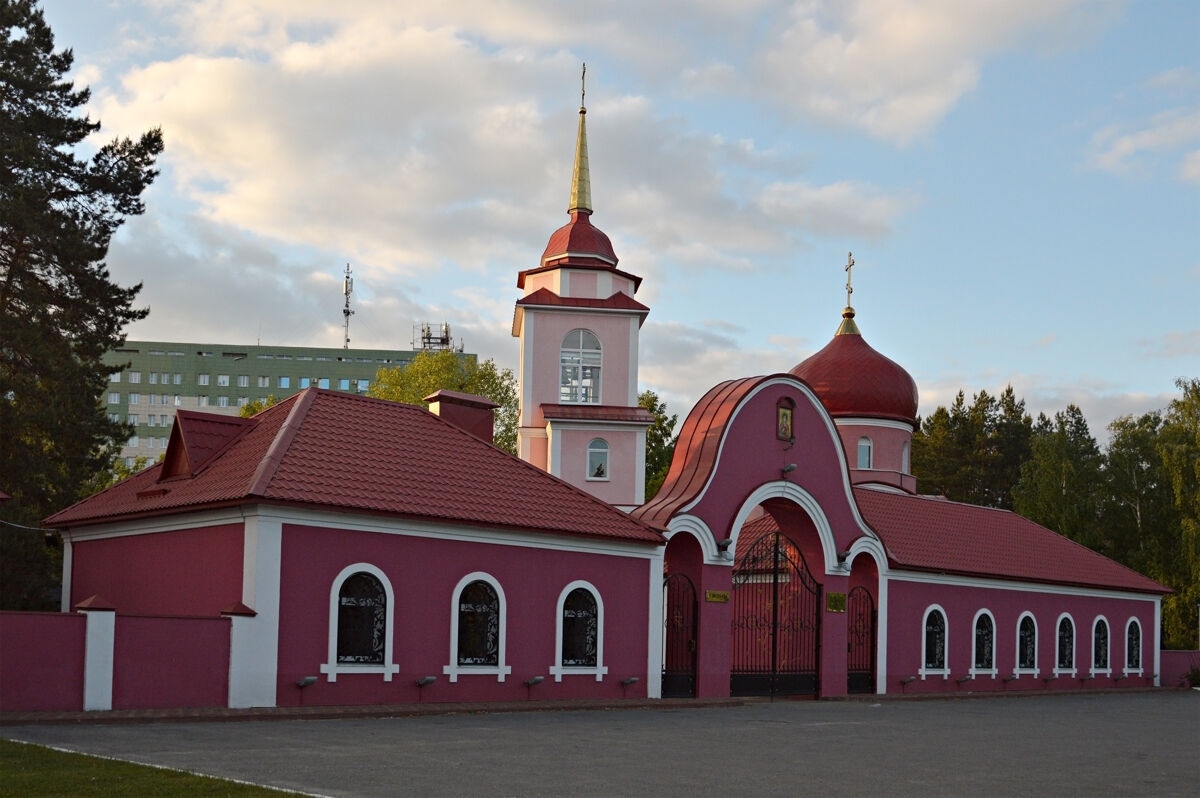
[730,531,822,697]
[336,572,386,664]
[662,572,698,698]
[924,610,946,670]
[1094,620,1109,669]
[457,580,500,666]
[562,588,599,667]
[1057,618,1074,669]
[846,586,876,693]
[1018,616,1037,669]
[974,614,995,670]
[1126,623,1140,668]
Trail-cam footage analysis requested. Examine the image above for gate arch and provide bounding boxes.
[847,585,877,693]
[662,572,698,698]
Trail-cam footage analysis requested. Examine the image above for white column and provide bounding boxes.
[645,551,665,699]
[228,511,282,708]
[60,537,73,612]
[80,607,115,711]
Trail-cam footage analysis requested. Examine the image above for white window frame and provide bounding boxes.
[969,608,998,678]
[128,371,141,384]
[559,329,602,404]
[586,438,610,481]
[108,392,120,404]
[919,604,950,679]
[857,436,873,469]
[1014,611,1039,677]
[319,563,399,683]
[197,374,210,386]
[279,376,291,389]
[237,375,249,388]
[901,440,910,474]
[108,371,121,383]
[1090,615,1111,677]
[443,572,511,683]
[217,374,230,387]
[1123,617,1144,676]
[1054,612,1076,677]
[549,580,608,682]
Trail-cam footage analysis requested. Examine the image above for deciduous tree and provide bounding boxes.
[639,389,677,501]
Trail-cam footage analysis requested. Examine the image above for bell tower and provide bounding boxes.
[512,67,653,510]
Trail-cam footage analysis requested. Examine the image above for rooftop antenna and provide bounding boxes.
[342,263,355,349]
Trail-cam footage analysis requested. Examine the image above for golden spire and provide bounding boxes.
[837,252,861,335]
[569,62,592,214]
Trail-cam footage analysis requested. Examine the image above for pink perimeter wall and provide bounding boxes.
[70,523,244,615]
[275,523,653,706]
[1160,650,1200,687]
[886,578,1158,693]
[111,615,230,709]
[0,611,85,711]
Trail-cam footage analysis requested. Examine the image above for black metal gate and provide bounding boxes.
[730,531,821,696]
[846,585,877,694]
[662,572,698,698]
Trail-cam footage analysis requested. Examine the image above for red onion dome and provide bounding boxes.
[789,307,918,424]
[540,210,617,266]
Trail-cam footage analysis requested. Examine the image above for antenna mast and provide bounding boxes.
[342,263,355,349]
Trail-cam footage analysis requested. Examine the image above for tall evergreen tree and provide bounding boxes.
[0,0,163,608]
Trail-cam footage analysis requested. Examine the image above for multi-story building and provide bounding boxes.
[102,340,468,465]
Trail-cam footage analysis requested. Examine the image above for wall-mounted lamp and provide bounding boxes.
[781,463,797,476]
[524,675,545,687]
[1003,674,1019,683]
[956,675,973,684]
[716,538,734,561]
[836,551,851,571]
[296,676,317,688]
[621,677,639,686]
[416,676,437,687]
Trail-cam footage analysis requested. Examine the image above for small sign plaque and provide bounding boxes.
[826,592,847,613]
[705,590,730,603]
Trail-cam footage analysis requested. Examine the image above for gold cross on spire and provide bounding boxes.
[581,62,586,110]
[844,251,855,307]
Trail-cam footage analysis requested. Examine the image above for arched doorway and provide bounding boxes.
[730,530,822,696]
[847,585,876,693]
[662,572,698,697]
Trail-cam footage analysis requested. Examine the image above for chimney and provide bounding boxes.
[423,390,499,445]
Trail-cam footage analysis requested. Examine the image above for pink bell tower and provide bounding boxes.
[512,68,653,510]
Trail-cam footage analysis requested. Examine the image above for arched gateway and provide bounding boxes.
[633,375,889,698]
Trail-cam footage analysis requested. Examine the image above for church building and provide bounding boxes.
[1,83,1179,715]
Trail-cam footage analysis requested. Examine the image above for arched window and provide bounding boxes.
[1016,613,1038,675]
[901,440,910,474]
[1055,614,1075,675]
[560,329,602,403]
[971,610,996,676]
[920,605,948,678]
[443,572,511,682]
[587,438,610,481]
[857,437,873,469]
[550,581,608,681]
[319,563,399,682]
[1090,616,1110,674]
[1124,618,1142,675]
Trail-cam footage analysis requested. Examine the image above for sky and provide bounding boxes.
[41,0,1199,440]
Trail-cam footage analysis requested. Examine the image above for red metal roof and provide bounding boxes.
[541,404,655,423]
[541,210,617,265]
[789,320,918,424]
[633,376,765,530]
[853,488,1168,594]
[515,287,649,313]
[45,390,663,545]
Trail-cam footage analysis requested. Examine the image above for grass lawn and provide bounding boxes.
[0,738,305,797]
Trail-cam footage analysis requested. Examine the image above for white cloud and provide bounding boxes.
[1181,149,1200,185]
[1090,108,1200,179]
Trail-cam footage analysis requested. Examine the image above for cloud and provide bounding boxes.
[1089,108,1200,179]
[748,0,1098,143]
[1145,66,1200,94]
[1181,149,1200,185]
[1137,329,1200,359]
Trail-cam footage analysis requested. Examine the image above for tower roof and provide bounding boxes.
[789,306,919,425]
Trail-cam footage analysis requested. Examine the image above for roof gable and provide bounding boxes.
[160,410,255,479]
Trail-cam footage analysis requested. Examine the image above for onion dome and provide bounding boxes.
[789,306,918,424]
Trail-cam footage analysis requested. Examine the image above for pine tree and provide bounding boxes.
[0,0,163,608]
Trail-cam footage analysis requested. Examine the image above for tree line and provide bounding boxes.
[912,381,1200,649]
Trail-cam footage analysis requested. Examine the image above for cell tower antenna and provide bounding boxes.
[342,263,355,349]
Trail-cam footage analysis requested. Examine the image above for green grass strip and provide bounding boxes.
[0,738,309,797]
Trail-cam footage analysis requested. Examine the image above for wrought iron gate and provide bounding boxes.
[662,572,698,698]
[846,585,877,693]
[730,532,821,696]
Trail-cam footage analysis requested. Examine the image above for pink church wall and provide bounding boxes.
[70,524,244,616]
[836,424,910,473]
[886,578,1159,694]
[0,611,85,711]
[556,427,639,505]
[567,270,597,297]
[274,523,653,706]
[527,312,635,418]
[112,615,230,709]
[523,271,559,295]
